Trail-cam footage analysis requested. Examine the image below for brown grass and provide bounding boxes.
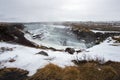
[78,64,118,80]
[29,64,63,80]
[112,36,120,42]
[29,64,81,80]
[69,23,120,31]
[1,62,119,80]
[37,45,64,52]
[62,66,80,80]
[28,61,120,80]
[0,68,28,80]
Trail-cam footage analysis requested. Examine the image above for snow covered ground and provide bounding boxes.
[0,42,75,76]
[91,30,120,33]
[0,23,120,76]
[78,37,120,62]
[0,37,120,76]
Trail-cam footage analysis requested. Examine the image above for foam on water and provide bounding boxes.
[24,24,86,49]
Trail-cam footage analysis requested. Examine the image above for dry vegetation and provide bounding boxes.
[28,64,81,80]
[73,60,120,80]
[62,66,80,80]
[28,64,63,80]
[0,60,120,80]
[28,61,120,80]
[63,22,120,31]
[37,45,64,52]
[0,68,28,80]
[0,53,120,80]
[112,36,120,42]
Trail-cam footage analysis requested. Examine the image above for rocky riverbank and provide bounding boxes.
[0,23,37,47]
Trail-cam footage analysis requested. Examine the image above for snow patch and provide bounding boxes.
[78,37,120,62]
[0,42,74,76]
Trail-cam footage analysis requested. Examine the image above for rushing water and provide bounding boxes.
[24,23,87,49]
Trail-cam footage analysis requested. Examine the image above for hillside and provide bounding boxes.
[0,22,120,80]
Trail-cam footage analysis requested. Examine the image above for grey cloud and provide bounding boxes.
[0,0,120,22]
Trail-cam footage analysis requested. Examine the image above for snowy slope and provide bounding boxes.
[78,37,120,62]
[0,42,74,76]
[0,37,120,76]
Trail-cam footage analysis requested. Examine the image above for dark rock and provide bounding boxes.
[37,45,64,52]
[65,48,75,54]
[0,47,13,53]
[0,68,29,80]
[36,51,48,56]
[72,27,120,46]
[76,50,82,53]
[9,59,16,63]
[72,29,96,43]
[0,23,37,47]
[32,33,43,39]
[49,47,57,51]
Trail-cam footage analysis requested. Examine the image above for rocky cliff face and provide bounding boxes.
[71,27,120,46]
[0,23,36,47]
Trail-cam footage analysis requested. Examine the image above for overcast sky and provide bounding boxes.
[0,0,120,22]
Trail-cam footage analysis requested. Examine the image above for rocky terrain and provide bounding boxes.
[0,22,120,80]
[0,22,120,48]
[0,23,36,47]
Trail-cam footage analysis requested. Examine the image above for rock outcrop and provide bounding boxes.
[0,23,36,47]
[36,51,49,56]
[65,47,75,54]
[72,28,120,46]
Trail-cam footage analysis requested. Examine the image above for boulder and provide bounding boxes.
[76,50,82,53]
[65,48,75,54]
[36,51,48,56]
[9,59,16,63]
[32,33,43,39]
